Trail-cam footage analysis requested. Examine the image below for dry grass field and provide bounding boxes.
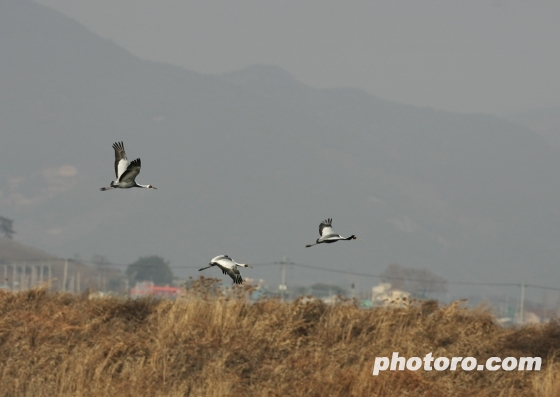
[1,279,559,397]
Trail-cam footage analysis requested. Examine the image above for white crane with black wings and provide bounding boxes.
[100,141,157,191]
[199,255,252,285]
[305,218,357,247]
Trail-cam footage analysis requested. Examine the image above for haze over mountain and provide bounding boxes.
[505,108,560,150]
[32,0,560,116]
[1,0,559,296]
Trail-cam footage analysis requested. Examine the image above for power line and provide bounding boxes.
[3,258,560,292]
[252,262,560,292]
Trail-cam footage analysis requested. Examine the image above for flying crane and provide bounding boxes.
[199,255,252,285]
[305,218,357,248]
[100,141,157,191]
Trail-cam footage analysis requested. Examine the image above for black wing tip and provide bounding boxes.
[321,218,332,225]
[112,141,124,150]
[130,158,141,166]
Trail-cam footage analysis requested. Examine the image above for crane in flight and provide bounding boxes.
[305,218,357,248]
[100,141,156,191]
[199,255,252,285]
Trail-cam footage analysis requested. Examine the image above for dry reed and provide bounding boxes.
[0,280,559,397]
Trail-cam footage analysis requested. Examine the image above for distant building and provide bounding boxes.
[372,282,410,306]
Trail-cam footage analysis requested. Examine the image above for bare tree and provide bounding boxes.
[380,263,447,298]
[0,216,15,239]
[126,256,174,285]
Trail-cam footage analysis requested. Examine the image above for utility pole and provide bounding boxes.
[31,266,36,287]
[48,264,52,289]
[281,265,286,302]
[542,292,547,322]
[63,259,68,292]
[20,265,25,291]
[12,264,17,291]
[277,257,293,302]
[519,283,525,325]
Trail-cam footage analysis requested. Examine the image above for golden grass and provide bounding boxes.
[0,279,559,397]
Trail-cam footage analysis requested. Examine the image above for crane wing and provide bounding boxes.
[218,255,232,261]
[118,158,141,183]
[112,141,129,179]
[211,256,234,270]
[227,268,243,284]
[211,263,229,276]
[319,218,334,237]
[211,255,232,265]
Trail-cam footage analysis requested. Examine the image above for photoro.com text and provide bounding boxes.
[373,352,541,375]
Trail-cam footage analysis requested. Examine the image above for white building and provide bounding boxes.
[372,283,410,307]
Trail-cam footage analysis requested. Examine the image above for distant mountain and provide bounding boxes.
[1,0,559,294]
[504,107,560,148]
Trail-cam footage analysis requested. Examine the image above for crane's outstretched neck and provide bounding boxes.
[238,263,252,268]
[135,183,157,189]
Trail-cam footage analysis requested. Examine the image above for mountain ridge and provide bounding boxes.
[0,0,558,294]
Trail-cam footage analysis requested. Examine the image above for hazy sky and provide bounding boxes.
[33,0,560,116]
